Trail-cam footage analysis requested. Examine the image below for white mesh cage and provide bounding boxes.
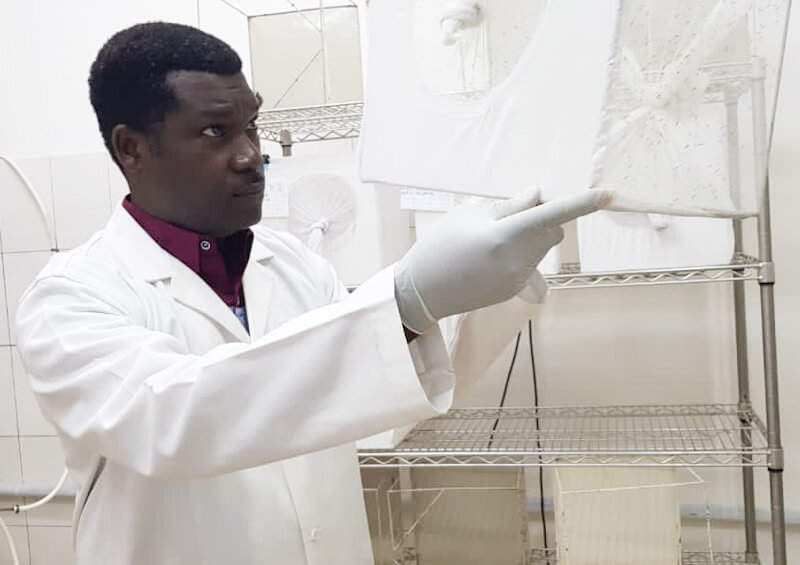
[359,0,791,219]
[594,0,791,218]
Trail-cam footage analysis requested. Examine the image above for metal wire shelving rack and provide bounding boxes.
[358,404,769,468]
[546,253,763,290]
[529,549,756,564]
[256,101,363,156]
[258,56,787,565]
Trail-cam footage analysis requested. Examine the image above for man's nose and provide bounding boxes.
[231,134,262,171]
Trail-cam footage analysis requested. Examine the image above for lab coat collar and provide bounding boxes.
[105,204,275,342]
[241,244,275,340]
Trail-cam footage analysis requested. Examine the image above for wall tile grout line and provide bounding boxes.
[0,250,63,256]
[0,435,58,439]
[25,521,32,565]
[9,337,24,443]
[1,251,11,346]
[48,157,60,252]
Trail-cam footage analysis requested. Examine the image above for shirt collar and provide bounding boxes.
[122,197,254,306]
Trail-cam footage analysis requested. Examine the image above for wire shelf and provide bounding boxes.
[358,404,769,468]
[256,101,363,144]
[546,253,762,290]
[529,549,759,564]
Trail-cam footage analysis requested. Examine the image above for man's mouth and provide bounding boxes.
[234,177,265,197]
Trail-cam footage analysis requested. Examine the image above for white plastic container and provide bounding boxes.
[553,467,682,565]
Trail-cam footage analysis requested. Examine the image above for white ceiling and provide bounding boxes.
[222,0,357,17]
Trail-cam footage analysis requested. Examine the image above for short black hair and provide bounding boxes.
[89,22,242,160]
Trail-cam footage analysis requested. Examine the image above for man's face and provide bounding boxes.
[140,71,264,237]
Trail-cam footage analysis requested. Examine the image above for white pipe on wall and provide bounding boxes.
[0,153,58,250]
[0,482,75,500]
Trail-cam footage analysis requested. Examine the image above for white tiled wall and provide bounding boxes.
[51,154,113,250]
[28,527,74,565]
[19,438,68,486]
[0,437,23,484]
[0,157,56,254]
[0,526,31,565]
[0,151,116,565]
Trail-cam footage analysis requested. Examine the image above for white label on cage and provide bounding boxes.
[400,188,455,212]
[262,175,290,218]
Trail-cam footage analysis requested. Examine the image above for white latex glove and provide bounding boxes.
[395,188,615,333]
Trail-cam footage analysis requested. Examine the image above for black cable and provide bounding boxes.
[488,332,522,449]
[499,332,522,408]
[529,320,549,554]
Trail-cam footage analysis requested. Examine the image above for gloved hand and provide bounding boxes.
[395,188,615,333]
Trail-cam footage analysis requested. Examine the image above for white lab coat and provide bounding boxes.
[15,205,540,565]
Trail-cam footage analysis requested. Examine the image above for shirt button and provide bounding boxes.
[200,240,212,251]
[308,527,321,542]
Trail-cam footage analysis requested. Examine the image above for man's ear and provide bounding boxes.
[110,125,150,176]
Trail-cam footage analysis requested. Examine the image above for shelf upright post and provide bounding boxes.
[752,56,787,565]
[280,129,293,157]
[724,87,758,560]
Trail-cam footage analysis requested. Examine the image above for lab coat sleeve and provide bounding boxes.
[357,292,541,449]
[15,264,454,480]
[441,295,541,392]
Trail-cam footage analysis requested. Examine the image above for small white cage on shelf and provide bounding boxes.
[554,467,683,565]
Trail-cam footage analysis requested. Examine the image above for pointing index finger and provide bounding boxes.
[501,189,615,232]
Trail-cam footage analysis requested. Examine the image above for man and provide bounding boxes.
[15,22,611,565]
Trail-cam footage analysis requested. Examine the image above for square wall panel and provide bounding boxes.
[12,346,56,437]
[3,251,52,344]
[29,526,75,565]
[51,153,112,250]
[0,157,56,253]
[20,436,67,485]
[0,525,31,565]
[0,436,23,483]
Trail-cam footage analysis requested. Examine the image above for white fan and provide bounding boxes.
[287,173,358,255]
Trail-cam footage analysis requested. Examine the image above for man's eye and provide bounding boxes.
[246,119,258,131]
[201,126,224,137]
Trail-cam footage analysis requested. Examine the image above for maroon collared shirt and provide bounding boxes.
[122,198,254,328]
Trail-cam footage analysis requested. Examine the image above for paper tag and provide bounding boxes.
[400,188,455,212]
[262,175,290,218]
